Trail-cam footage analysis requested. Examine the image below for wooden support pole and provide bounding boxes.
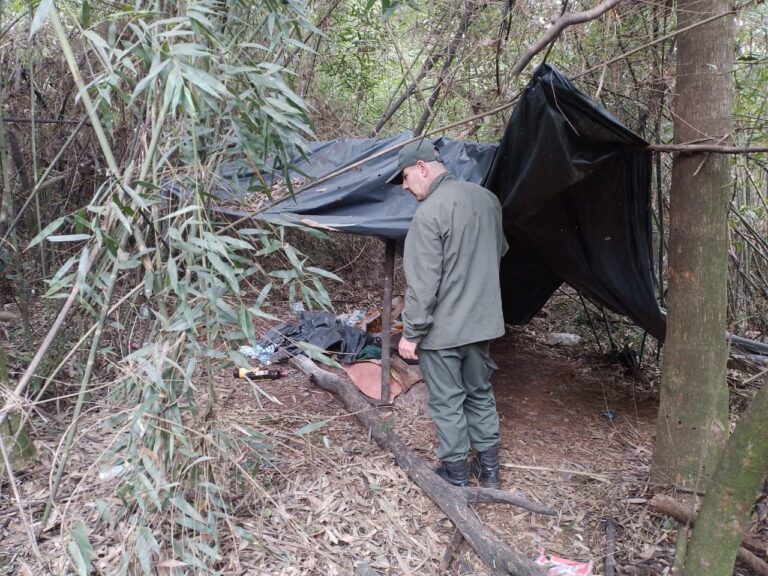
[380,239,396,402]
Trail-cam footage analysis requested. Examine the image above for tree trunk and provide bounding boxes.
[651,0,734,488]
[684,382,768,576]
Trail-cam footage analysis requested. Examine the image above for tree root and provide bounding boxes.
[291,355,550,576]
[649,494,768,576]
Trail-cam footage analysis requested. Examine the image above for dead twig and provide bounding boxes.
[0,435,46,570]
[501,462,612,483]
[604,518,616,576]
[648,144,768,154]
[441,527,466,572]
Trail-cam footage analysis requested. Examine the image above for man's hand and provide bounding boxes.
[398,336,419,361]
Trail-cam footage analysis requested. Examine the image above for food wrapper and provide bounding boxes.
[534,549,593,576]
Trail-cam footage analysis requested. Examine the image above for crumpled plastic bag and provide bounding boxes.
[534,549,592,576]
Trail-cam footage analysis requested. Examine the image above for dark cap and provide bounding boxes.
[386,140,443,185]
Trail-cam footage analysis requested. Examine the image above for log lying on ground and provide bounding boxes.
[291,355,551,576]
[649,494,768,576]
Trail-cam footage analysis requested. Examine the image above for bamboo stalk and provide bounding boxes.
[0,435,45,569]
[37,7,174,524]
[379,239,396,402]
[9,284,145,450]
[27,26,47,279]
[49,8,120,176]
[41,259,121,526]
[1,115,89,242]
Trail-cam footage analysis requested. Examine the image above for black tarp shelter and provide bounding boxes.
[218,65,667,341]
[214,65,768,369]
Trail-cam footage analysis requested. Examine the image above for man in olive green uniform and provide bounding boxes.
[388,140,508,487]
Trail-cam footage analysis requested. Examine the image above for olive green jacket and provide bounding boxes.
[402,171,508,350]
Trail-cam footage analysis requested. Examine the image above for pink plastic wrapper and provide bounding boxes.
[534,548,593,576]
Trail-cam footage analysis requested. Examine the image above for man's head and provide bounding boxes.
[387,140,446,201]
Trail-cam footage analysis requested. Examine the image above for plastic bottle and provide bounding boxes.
[233,367,286,380]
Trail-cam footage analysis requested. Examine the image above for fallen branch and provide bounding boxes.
[291,355,551,576]
[1,116,90,125]
[649,494,768,576]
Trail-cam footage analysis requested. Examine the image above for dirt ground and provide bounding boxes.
[1,301,766,575]
[205,320,761,575]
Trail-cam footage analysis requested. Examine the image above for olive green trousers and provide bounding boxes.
[419,341,500,463]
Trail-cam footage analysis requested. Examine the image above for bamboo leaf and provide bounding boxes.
[310,277,333,310]
[137,527,156,574]
[81,0,91,28]
[28,216,65,248]
[30,0,53,39]
[132,57,170,102]
[167,256,179,293]
[47,234,92,243]
[67,521,93,576]
[269,269,297,282]
[207,252,240,293]
[94,499,114,527]
[180,65,228,98]
[175,514,212,534]
[247,305,278,321]
[192,541,222,561]
[159,205,201,221]
[283,244,304,271]
[294,419,331,436]
[256,282,272,306]
[306,266,343,282]
[296,341,342,369]
[171,494,205,524]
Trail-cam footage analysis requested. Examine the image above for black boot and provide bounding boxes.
[469,445,501,489]
[435,459,470,487]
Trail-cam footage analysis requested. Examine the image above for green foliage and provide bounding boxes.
[22,1,348,573]
[10,0,768,572]
[319,0,387,94]
[67,521,94,576]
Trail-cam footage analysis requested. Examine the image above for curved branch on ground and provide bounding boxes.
[465,487,556,513]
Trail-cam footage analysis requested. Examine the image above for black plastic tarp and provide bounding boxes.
[485,65,666,340]
[214,65,668,340]
[216,133,497,239]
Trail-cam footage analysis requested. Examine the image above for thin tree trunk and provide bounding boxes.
[684,382,768,576]
[651,0,733,488]
[371,48,438,137]
[0,72,35,465]
[413,1,476,136]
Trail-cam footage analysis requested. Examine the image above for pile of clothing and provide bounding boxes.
[238,303,421,401]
